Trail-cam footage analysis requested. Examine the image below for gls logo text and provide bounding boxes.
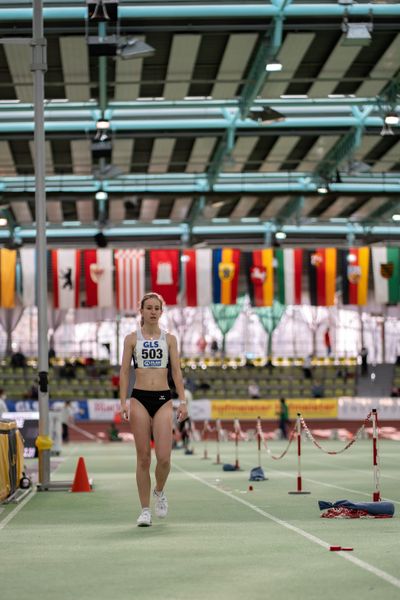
[143,341,159,348]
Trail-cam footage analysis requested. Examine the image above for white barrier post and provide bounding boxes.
[289,413,310,495]
[214,419,222,465]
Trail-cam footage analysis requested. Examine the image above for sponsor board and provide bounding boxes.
[209,398,338,420]
[338,397,400,420]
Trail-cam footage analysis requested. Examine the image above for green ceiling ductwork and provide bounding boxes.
[4,3,400,21]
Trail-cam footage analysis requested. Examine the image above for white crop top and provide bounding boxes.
[133,328,170,369]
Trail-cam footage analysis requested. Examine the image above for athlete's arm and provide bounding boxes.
[168,334,188,422]
[119,333,135,420]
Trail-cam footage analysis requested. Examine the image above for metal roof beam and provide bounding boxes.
[4,4,400,21]
[239,1,288,118]
[314,106,373,180]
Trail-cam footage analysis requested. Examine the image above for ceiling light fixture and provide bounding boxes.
[275,231,287,240]
[96,118,110,130]
[95,190,108,201]
[341,20,372,47]
[317,183,329,194]
[384,111,399,126]
[265,59,282,72]
[117,38,155,60]
[392,214,400,222]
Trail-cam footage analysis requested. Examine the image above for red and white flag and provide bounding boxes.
[114,249,145,312]
[52,249,81,309]
[150,249,180,305]
[84,249,113,307]
[182,249,212,306]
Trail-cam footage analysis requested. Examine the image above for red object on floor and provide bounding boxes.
[248,485,253,491]
[150,440,155,449]
[71,457,92,493]
[329,546,342,551]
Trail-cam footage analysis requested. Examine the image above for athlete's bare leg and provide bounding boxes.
[129,398,152,508]
[152,401,173,492]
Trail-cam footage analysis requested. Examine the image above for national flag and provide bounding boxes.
[308,248,337,306]
[52,249,81,309]
[275,248,303,305]
[181,249,212,307]
[84,249,113,307]
[150,249,180,305]
[371,247,400,304]
[114,249,145,312]
[212,248,241,304]
[340,247,369,305]
[244,249,274,306]
[0,248,16,308]
[20,248,36,306]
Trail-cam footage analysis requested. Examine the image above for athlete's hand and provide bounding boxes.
[120,402,129,421]
[177,402,188,423]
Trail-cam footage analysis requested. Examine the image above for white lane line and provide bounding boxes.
[0,447,75,532]
[173,462,400,591]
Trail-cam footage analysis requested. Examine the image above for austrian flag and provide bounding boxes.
[84,249,113,307]
[181,249,212,307]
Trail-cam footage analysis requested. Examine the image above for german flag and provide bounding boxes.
[340,247,369,305]
[212,248,241,304]
[244,249,274,306]
[308,248,337,306]
[0,248,16,308]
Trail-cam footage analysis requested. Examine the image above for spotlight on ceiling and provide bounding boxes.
[117,38,156,60]
[384,111,399,126]
[248,106,285,124]
[265,59,282,72]
[95,190,108,201]
[94,231,108,248]
[0,217,8,227]
[341,21,372,47]
[96,118,110,130]
[392,214,400,222]
[275,231,287,240]
[317,183,329,194]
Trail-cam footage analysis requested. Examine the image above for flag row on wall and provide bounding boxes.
[0,246,399,309]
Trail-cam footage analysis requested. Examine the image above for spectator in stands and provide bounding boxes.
[61,400,75,443]
[336,366,348,383]
[248,381,260,399]
[0,389,8,418]
[111,369,120,399]
[197,336,207,355]
[277,397,289,439]
[311,379,325,398]
[302,354,313,379]
[11,348,26,369]
[360,346,368,376]
[48,346,56,364]
[324,328,332,356]
[60,360,76,380]
[210,339,219,356]
[26,382,38,400]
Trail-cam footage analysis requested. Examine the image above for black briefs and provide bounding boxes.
[131,388,172,418]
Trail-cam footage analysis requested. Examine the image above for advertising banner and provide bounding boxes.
[209,398,338,420]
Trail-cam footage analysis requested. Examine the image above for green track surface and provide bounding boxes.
[1,439,400,600]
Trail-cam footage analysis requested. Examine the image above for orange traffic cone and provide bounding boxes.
[70,457,92,493]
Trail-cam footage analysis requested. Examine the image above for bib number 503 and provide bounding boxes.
[141,348,163,359]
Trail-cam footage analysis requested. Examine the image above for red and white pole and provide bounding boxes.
[202,420,210,460]
[289,413,310,495]
[214,419,222,465]
[256,416,262,468]
[372,408,381,502]
[234,418,241,470]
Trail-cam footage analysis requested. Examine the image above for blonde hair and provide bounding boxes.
[139,292,164,326]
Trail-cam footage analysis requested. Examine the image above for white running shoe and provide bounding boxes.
[153,489,168,518]
[137,508,152,527]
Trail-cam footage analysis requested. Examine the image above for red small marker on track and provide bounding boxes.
[330,546,341,551]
